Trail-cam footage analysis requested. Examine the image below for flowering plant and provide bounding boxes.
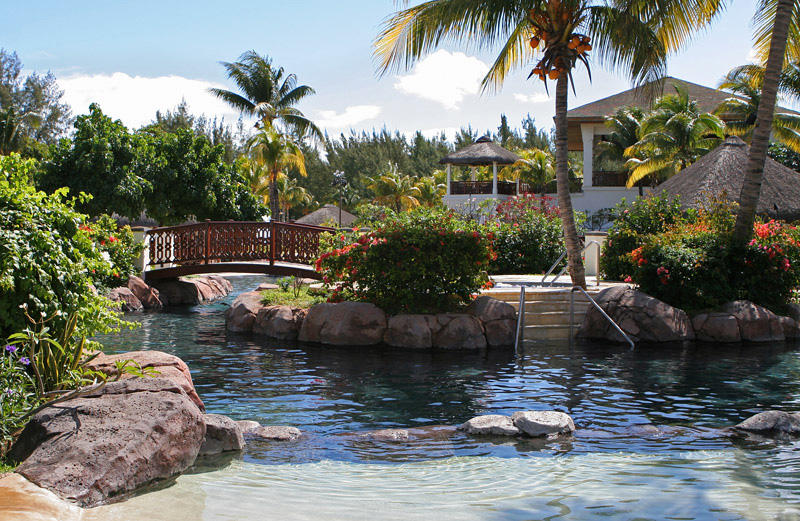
[316,208,493,313]
[0,342,37,449]
[78,214,142,288]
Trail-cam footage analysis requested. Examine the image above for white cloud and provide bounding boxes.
[58,72,240,128]
[514,92,549,104]
[746,47,760,63]
[315,105,382,130]
[394,50,490,109]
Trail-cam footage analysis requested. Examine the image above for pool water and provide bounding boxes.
[89,275,800,520]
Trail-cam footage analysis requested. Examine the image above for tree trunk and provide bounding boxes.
[733,0,793,242]
[269,170,280,220]
[554,74,586,288]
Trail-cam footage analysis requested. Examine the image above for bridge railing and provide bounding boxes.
[145,220,334,269]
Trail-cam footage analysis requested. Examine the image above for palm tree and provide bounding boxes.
[276,176,313,221]
[716,64,800,153]
[595,106,644,167]
[734,0,795,242]
[374,0,724,287]
[236,155,270,205]
[624,86,725,187]
[365,164,421,212]
[500,148,555,192]
[210,50,322,141]
[414,176,446,206]
[247,128,307,218]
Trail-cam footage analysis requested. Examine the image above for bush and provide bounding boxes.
[600,194,687,281]
[80,215,143,288]
[0,343,37,450]
[0,153,122,340]
[316,208,493,313]
[487,194,564,274]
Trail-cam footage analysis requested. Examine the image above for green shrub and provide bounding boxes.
[316,208,493,313]
[80,215,143,288]
[600,194,687,281]
[0,153,122,340]
[0,343,38,450]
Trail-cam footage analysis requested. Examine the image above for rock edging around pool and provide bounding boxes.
[225,294,517,349]
[107,275,233,312]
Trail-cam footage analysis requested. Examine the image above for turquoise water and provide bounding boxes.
[90,275,800,520]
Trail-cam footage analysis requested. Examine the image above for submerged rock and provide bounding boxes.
[512,411,575,437]
[459,415,520,436]
[359,428,411,441]
[248,425,302,441]
[200,414,245,456]
[733,411,800,436]
[10,378,205,508]
[236,420,262,435]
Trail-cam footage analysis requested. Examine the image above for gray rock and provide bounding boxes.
[384,314,434,349]
[257,283,279,291]
[127,275,163,310]
[692,313,741,343]
[150,275,232,306]
[467,296,516,322]
[512,411,575,437]
[249,425,302,441]
[789,303,800,323]
[298,302,387,346]
[577,286,694,344]
[107,287,143,312]
[720,301,784,342]
[235,420,262,434]
[733,411,800,436]
[359,429,410,441]
[433,314,486,349]
[200,414,245,456]
[225,291,264,333]
[10,378,205,507]
[483,318,516,347]
[253,305,306,340]
[459,415,520,436]
[780,316,800,339]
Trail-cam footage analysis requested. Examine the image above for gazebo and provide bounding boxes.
[657,136,800,220]
[439,136,521,209]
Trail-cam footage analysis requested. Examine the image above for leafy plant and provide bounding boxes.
[260,286,327,309]
[277,277,293,292]
[0,343,38,450]
[79,214,143,288]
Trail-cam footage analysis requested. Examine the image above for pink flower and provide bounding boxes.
[624,276,633,283]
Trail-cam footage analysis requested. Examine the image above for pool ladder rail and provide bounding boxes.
[514,285,635,351]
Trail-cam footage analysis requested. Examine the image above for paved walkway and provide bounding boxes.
[489,274,626,290]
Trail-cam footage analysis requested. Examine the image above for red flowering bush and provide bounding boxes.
[78,214,142,288]
[316,208,494,313]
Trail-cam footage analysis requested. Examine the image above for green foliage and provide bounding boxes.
[260,286,327,309]
[0,153,122,340]
[768,142,800,171]
[316,208,493,313]
[0,343,38,449]
[80,215,142,288]
[600,194,687,281]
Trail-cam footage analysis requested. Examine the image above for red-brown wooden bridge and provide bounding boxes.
[142,221,333,282]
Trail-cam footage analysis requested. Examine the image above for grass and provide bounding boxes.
[260,286,327,309]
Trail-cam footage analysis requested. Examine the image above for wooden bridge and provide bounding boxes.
[143,221,333,282]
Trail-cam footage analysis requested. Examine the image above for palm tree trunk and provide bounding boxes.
[270,170,280,220]
[733,0,793,242]
[554,74,586,288]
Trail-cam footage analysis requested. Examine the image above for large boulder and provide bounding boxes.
[150,275,232,306]
[9,378,205,507]
[788,303,800,323]
[225,291,264,333]
[253,305,306,340]
[733,411,800,436]
[127,275,163,310]
[383,314,436,349]
[86,350,205,411]
[577,286,694,344]
[433,314,487,349]
[199,414,245,456]
[459,415,520,436]
[692,312,741,343]
[106,287,143,312]
[298,302,387,346]
[0,473,83,521]
[467,296,516,347]
[720,301,784,342]
[780,316,800,340]
[511,411,575,437]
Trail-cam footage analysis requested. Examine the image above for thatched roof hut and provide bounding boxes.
[295,204,356,227]
[440,136,520,166]
[656,136,800,221]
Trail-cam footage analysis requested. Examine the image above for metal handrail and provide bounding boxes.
[569,286,635,349]
[514,286,526,353]
[542,240,602,287]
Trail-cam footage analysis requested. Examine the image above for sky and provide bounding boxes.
[0,1,771,140]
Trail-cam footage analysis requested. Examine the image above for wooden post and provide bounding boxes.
[204,220,210,264]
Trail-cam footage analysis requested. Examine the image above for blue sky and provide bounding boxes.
[0,1,769,139]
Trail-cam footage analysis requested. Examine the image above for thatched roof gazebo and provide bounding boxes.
[440,136,520,196]
[657,136,800,220]
[295,204,357,227]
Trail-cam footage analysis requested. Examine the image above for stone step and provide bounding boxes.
[524,311,585,327]
[487,289,601,303]
[521,324,577,341]
[511,301,591,314]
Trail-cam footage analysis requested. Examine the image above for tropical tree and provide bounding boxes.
[365,164,421,212]
[500,148,555,192]
[414,175,446,206]
[624,86,725,187]
[595,106,644,167]
[247,128,307,218]
[236,155,270,204]
[717,64,800,153]
[210,51,322,141]
[0,106,39,155]
[276,176,313,220]
[373,0,724,287]
[734,0,795,242]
